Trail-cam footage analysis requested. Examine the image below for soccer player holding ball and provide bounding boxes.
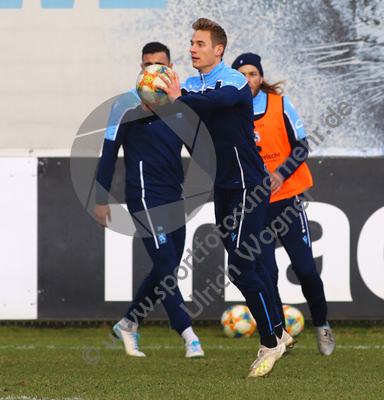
[232,53,335,356]
[158,19,294,377]
[94,42,204,359]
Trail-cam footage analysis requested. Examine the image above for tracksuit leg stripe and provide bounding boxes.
[302,208,311,247]
[234,147,245,189]
[140,161,159,249]
[259,292,273,334]
[296,195,311,247]
[236,188,247,249]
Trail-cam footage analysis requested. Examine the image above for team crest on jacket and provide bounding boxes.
[157,234,167,245]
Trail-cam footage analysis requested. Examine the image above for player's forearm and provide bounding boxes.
[95,139,119,205]
[178,86,245,112]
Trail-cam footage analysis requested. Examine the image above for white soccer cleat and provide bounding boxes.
[185,340,205,358]
[248,343,286,378]
[278,329,295,355]
[113,323,146,357]
[315,322,335,356]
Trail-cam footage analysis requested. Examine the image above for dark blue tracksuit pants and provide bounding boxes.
[125,198,191,335]
[214,186,281,338]
[256,194,327,327]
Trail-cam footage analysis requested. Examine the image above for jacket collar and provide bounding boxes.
[198,60,226,87]
[253,90,267,114]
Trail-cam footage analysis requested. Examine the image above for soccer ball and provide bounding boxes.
[136,64,173,106]
[283,305,305,338]
[220,305,257,338]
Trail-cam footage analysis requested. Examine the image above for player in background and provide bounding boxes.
[232,53,335,356]
[94,42,204,358]
[158,18,294,377]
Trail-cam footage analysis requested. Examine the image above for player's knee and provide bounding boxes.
[271,216,289,236]
[268,271,279,286]
[159,274,178,296]
[257,262,279,283]
[293,265,320,281]
[230,270,257,291]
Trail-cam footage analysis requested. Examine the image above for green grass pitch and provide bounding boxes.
[0,323,383,399]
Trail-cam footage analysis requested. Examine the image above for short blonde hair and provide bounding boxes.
[192,18,227,57]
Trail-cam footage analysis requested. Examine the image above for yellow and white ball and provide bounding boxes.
[220,305,257,338]
[136,64,173,106]
[283,305,305,338]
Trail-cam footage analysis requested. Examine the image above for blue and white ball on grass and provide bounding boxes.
[136,64,174,107]
[221,305,257,338]
[283,305,305,338]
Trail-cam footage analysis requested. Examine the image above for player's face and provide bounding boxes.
[190,30,223,74]
[141,51,173,69]
[238,65,264,98]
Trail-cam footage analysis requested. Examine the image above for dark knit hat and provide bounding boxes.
[231,53,263,76]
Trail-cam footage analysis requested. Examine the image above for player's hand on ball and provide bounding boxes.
[158,70,182,103]
[94,204,111,227]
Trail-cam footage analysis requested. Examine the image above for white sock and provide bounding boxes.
[118,318,138,334]
[181,326,199,345]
